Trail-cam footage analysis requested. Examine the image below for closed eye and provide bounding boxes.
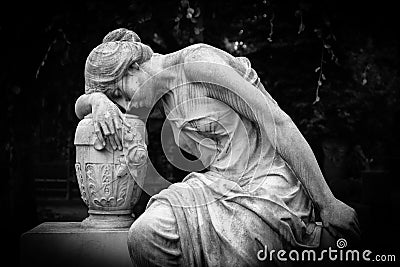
[105,88,125,101]
[129,63,140,71]
[112,88,123,98]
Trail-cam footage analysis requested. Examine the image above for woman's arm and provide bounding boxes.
[75,93,97,119]
[184,55,360,239]
[184,57,333,206]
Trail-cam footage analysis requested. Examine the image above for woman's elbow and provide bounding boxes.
[274,110,293,128]
[75,104,83,120]
[75,94,91,120]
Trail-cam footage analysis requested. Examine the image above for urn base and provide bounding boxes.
[81,213,135,229]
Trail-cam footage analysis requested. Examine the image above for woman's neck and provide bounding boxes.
[161,50,183,68]
[151,51,184,96]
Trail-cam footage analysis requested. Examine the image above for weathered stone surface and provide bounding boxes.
[74,113,148,228]
[20,222,132,267]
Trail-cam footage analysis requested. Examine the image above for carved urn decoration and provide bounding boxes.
[74,114,148,228]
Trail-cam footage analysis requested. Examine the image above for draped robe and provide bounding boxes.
[128,44,322,267]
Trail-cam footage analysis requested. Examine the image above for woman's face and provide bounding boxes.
[112,62,156,111]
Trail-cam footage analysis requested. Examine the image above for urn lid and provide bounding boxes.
[74,113,143,146]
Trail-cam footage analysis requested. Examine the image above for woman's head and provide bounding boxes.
[85,29,157,110]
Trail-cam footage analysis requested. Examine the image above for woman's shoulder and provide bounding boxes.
[180,43,230,82]
[181,43,227,64]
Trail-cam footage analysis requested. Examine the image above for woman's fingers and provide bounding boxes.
[114,112,122,130]
[114,125,122,150]
[327,220,361,245]
[94,122,106,146]
[107,112,124,150]
[335,224,360,243]
[110,131,121,150]
[100,121,111,136]
[100,121,118,150]
[105,118,119,150]
[91,96,127,150]
[108,135,117,150]
[354,213,361,230]
[94,104,126,150]
[352,215,362,238]
[112,115,122,150]
[111,132,121,150]
[107,118,116,135]
[326,225,339,241]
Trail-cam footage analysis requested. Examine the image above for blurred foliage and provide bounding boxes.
[1,0,399,169]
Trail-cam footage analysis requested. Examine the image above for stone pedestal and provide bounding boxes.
[20,222,132,267]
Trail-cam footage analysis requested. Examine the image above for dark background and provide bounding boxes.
[1,0,399,265]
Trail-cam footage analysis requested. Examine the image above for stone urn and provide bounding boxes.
[74,114,148,228]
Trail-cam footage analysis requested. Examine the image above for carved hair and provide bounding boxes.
[102,28,141,43]
[84,29,153,94]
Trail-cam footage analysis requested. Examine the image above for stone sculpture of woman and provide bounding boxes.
[75,28,360,266]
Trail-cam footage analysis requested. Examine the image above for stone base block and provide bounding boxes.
[20,222,132,267]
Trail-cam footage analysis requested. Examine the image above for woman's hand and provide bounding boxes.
[319,198,361,242]
[90,92,124,150]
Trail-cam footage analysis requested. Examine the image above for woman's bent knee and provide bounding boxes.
[127,201,182,266]
[128,211,157,254]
